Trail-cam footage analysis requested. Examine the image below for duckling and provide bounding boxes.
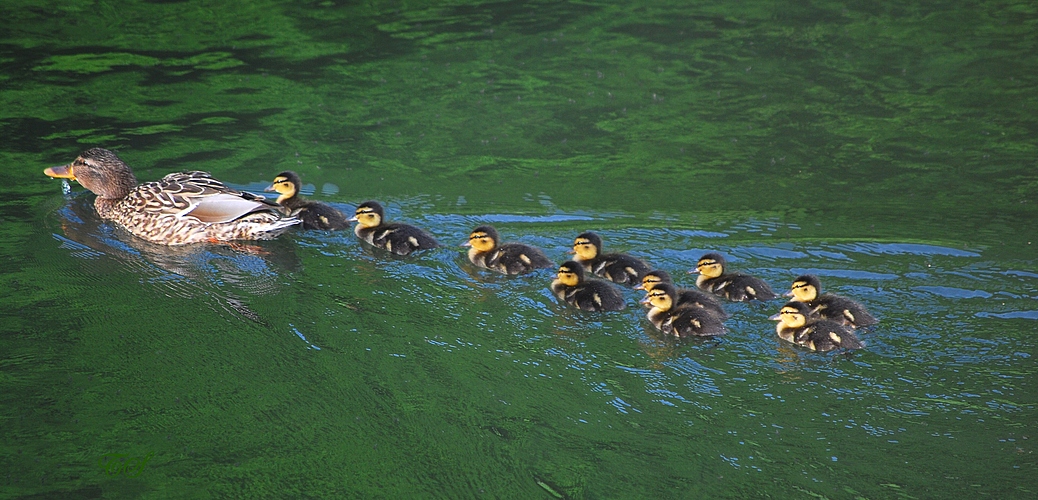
[43,148,298,245]
[349,201,439,255]
[770,301,864,352]
[635,270,728,319]
[550,261,626,312]
[464,225,554,275]
[570,231,650,286]
[690,252,777,302]
[641,283,726,337]
[787,274,877,328]
[264,171,349,230]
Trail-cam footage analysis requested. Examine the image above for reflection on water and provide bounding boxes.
[51,193,300,323]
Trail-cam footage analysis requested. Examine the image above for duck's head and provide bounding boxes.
[464,225,499,252]
[555,260,586,286]
[690,252,726,279]
[571,231,602,260]
[769,301,811,328]
[641,282,677,311]
[350,201,384,228]
[44,148,137,199]
[787,274,821,302]
[265,171,302,204]
[636,269,673,291]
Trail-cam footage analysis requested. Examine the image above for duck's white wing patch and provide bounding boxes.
[183,193,269,223]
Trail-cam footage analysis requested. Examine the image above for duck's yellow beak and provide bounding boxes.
[44,164,75,180]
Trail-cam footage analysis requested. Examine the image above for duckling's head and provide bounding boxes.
[641,283,677,311]
[691,252,726,279]
[769,301,811,328]
[572,231,602,260]
[636,269,674,291]
[265,171,302,204]
[556,260,586,287]
[44,148,138,199]
[465,225,500,252]
[350,201,384,228]
[787,274,821,302]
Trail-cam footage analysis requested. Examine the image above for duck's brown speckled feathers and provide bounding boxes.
[44,148,299,245]
[691,252,777,302]
[642,283,726,337]
[551,261,626,312]
[770,301,864,352]
[465,225,553,275]
[787,274,877,328]
[571,231,650,286]
[350,200,438,256]
[265,171,350,230]
[636,269,728,319]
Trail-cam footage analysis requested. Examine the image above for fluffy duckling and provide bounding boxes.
[464,225,554,275]
[635,270,728,319]
[43,147,298,245]
[690,252,777,302]
[265,171,349,230]
[787,274,877,328]
[770,301,864,352]
[550,261,626,312]
[350,201,439,255]
[570,231,650,286]
[641,283,726,337]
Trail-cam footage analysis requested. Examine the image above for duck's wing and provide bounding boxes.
[129,171,278,223]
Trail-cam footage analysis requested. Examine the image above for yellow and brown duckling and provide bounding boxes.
[787,274,877,328]
[770,301,864,352]
[571,231,651,286]
[641,283,726,338]
[551,261,626,312]
[690,252,777,302]
[636,270,728,319]
[43,148,299,245]
[265,171,350,230]
[464,225,554,275]
[349,201,439,255]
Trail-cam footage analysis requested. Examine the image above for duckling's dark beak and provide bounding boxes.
[633,284,645,290]
[264,184,276,192]
[687,268,700,274]
[784,290,795,297]
[348,215,359,222]
[567,249,576,254]
[639,295,651,305]
[768,312,782,320]
[461,240,472,247]
[44,164,76,180]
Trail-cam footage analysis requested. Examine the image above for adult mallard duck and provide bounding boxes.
[689,252,777,302]
[786,274,877,328]
[44,148,299,245]
[349,200,439,255]
[265,171,350,231]
[770,301,864,352]
[464,225,554,275]
[570,231,651,286]
[635,269,728,319]
[550,261,626,312]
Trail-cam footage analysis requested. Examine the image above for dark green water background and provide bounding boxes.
[2,0,1036,498]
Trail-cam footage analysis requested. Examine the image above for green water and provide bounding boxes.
[2,0,1037,498]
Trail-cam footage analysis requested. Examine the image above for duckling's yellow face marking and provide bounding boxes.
[352,207,381,228]
[644,288,673,310]
[695,258,723,279]
[267,176,296,203]
[774,306,807,328]
[572,238,598,260]
[467,231,496,252]
[556,266,580,287]
[637,274,663,291]
[789,280,817,302]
